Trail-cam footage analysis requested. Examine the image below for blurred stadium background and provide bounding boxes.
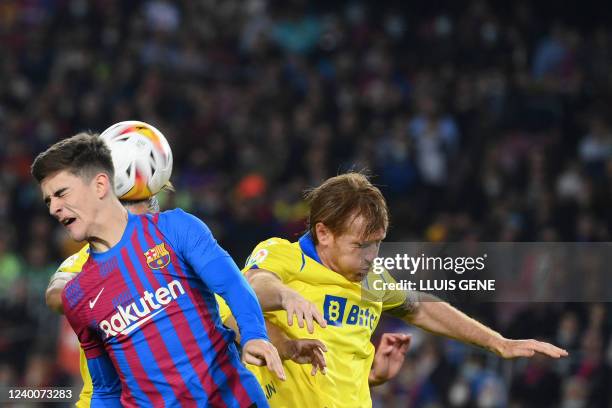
[1,0,611,406]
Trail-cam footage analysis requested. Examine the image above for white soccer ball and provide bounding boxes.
[100,120,173,200]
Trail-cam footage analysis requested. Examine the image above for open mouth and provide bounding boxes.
[62,218,76,226]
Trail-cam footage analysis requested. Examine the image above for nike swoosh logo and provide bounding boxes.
[89,288,104,309]
[120,306,168,336]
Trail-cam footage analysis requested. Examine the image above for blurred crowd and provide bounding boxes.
[1,0,612,406]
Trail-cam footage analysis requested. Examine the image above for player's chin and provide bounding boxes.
[66,224,85,242]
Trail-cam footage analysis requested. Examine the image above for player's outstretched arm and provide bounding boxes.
[245,268,327,333]
[45,272,76,314]
[392,293,568,359]
[368,333,411,386]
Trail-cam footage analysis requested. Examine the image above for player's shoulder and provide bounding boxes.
[56,244,90,274]
[155,208,209,230]
[253,237,296,253]
[244,238,299,267]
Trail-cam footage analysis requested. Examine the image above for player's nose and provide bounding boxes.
[48,198,61,217]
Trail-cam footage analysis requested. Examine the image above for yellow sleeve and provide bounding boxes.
[379,269,408,311]
[365,269,408,312]
[56,245,90,274]
[240,238,302,283]
[215,294,231,323]
[76,348,92,408]
[56,245,92,408]
[219,238,295,324]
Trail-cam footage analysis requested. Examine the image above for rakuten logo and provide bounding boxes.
[99,280,185,338]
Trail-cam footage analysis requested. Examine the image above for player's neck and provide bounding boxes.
[316,245,339,274]
[88,200,129,253]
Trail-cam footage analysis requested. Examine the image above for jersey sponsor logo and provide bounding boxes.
[98,280,185,338]
[323,295,378,329]
[144,243,170,269]
[89,288,104,309]
[245,248,269,268]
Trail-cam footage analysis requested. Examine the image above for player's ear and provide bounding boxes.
[93,172,113,198]
[315,222,333,246]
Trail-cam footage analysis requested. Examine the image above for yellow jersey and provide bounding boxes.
[55,245,92,408]
[219,234,406,408]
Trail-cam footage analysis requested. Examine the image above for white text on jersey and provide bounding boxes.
[99,280,185,338]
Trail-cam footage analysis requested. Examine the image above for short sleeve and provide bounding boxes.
[241,238,302,283]
[57,245,90,274]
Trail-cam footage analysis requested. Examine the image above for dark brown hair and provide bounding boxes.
[305,172,389,244]
[31,132,114,186]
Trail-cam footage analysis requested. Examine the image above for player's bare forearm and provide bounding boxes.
[399,293,568,359]
[265,320,293,359]
[403,294,503,354]
[245,269,287,311]
[45,272,76,314]
[246,268,327,333]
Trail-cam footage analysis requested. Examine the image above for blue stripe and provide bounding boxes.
[300,252,306,271]
[135,220,209,404]
[115,249,176,406]
[105,346,152,407]
[144,218,240,405]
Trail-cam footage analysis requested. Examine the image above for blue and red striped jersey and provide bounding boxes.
[62,209,268,407]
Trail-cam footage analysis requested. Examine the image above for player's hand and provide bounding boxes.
[279,338,328,376]
[280,287,327,333]
[369,333,411,386]
[242,339,286,381]
[493,338,568,359]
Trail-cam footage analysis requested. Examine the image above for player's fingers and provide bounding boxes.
[296,309,305,329]
[305,311,315,334]
[310,339,327,352]
[312,308,327,328]
[398,341,411,354]
[265,347,286,381]
[380,343,395,354]
[313,346,327,372]
[529,341,567,358]
[286,305,294,326]
[242,352,266,366]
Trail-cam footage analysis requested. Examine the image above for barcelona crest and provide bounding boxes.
[144,243,171,269]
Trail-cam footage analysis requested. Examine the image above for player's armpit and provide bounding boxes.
[45,272,77,314]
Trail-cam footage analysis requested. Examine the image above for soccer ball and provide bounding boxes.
[100,120,173,200]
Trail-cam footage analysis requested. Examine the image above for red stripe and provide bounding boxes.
[131,222,226,407]
[120,244,191,406]
[144,215,254,408]
[107,338,158,408]
[85,260,142,407]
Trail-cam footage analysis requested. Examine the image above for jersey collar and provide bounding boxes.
[298,232,323,265]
